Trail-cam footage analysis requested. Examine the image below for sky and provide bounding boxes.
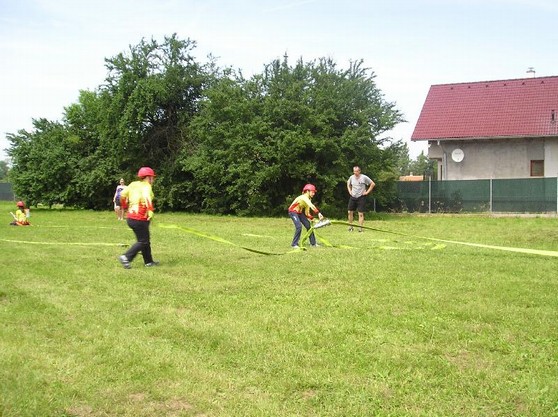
[1,0,557,162]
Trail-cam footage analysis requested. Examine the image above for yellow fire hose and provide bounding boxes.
[302,220,558,258]
[3,219,558,258]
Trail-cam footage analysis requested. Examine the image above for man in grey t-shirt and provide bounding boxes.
[347,166,375,232]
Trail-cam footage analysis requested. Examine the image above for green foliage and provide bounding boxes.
[8,35,213,210]
[183,56,404,216]
[63,90,120,208]
[98,34,212,209]
[0,160,9,181]
[7,119,79,207]
[393,141,411,176]
[405,151,437,178]
[6,34,407,214]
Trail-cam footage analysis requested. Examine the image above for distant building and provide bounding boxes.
[411,76,558,180]
[399,174,424,182]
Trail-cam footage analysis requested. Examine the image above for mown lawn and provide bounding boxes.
[1,202,557,416]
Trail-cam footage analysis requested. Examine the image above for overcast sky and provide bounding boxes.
[1,0,557,162]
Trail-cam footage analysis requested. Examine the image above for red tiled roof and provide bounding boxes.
[411,76,558,141]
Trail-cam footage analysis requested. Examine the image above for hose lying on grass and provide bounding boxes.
[301,219,558,258]
[4,220,557,258]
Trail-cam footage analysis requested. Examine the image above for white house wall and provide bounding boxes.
[544,140,558,177]
[427,138,557,180]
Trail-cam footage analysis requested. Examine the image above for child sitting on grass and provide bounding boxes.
[9,201,30,226]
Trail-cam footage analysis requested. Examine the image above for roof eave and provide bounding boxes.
[412,134,558,142]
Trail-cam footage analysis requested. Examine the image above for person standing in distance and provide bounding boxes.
[347,166,375,232]
[118,167,159,268]
[113,178,127,220]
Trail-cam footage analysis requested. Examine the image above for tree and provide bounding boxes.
[7,119,78,207]
[408,151,437,178]
[7,34,214,209]
[7,35,406,214]
[99,34,214,209]
[0,160,9,181]
[63,89,121,208]
[393,142,411,176]
[101,34,209,168]
[182,55,404,216]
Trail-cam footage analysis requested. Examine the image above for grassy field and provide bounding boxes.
[1,201,557,416]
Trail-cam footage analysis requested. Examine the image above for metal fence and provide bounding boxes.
[397,178,558,213]
[3,179,556,213]
[0,183,14,201]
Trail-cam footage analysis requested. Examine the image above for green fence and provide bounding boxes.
[3,179,556,213]
[0,183,14,201]
[397,178,558,213]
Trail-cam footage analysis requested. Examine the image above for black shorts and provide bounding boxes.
[348,196,366,212]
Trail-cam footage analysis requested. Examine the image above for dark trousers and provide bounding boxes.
[124,218,153,264]
[289,212,316,246]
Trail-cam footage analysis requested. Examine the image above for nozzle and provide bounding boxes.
[313,219,331,229]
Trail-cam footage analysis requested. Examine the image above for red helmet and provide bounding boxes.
[137,167,156,178]
[16,201,25,207]
[302,184,317,193]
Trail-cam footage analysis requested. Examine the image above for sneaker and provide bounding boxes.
[291,245,301,250]
[145,261,160,267]
[348,226,354,232]
[358,228,363,233]
[118,255,131,269]
[311,243,320,247]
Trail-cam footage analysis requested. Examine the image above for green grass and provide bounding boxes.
[1,202,557,416]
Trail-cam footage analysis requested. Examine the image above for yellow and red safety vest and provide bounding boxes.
[288,193,320,220]
[120,180,154,221]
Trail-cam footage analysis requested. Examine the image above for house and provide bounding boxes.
[399,174,424,182]
[411,75,558,180]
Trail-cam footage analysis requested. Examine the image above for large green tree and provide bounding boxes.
[99,34,214,209]
[101,34,210,168]
[62,89,119,208]
[7,35,407,214]
[7,119,78,206]
[182,56,404,216]
[8,34,213,209]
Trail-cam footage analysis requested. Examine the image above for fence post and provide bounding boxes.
[428,177,432,214]
[489,178,493,213]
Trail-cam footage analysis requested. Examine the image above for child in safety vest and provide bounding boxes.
[117,167,158,268]
[288,184,324,248]
[9,201,30,226]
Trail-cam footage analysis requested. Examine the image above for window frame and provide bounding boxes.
[530,160,544,177]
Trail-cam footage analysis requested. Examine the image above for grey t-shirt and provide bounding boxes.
[348,174,373,198]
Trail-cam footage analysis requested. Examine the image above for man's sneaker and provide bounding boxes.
[358,228,363,233]
[145,261,160,267]
[118,255,131,269]
[311,243,321,247]
[291,245,301,250]
[348,226,354,232]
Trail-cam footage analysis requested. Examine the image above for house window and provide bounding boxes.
[530,160,544,177]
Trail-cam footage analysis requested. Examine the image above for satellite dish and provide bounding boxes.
[451,148,464,163]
